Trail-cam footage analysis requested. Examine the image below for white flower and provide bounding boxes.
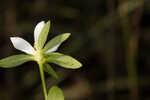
[10,21,59,55]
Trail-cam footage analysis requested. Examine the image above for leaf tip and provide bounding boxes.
[63,33,71,40]
[75,61,83,69]
[78,62,83,68]
[47,20,51,25]
[66,33,71,36]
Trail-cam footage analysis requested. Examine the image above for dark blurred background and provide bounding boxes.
[0,0,150,100]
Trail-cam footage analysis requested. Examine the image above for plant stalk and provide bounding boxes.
[38,62,48,100]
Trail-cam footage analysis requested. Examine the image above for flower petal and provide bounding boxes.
[46,44,60,53]
[10,37,35,55]
[34,21,45,44]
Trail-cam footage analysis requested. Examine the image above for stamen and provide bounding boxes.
[34,43,37,50]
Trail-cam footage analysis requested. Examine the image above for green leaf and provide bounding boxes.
[0,54,33,68]
[43,33,71,52]
[43,63,58,78]
[48,86,64,100]
[46,52,82,69]
[38,21,50,49]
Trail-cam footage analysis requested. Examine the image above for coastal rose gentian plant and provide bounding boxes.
[0,20,82,100]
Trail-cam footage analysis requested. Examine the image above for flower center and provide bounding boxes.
[34,50,45,64]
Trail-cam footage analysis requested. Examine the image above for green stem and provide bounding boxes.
[38,62,48,100]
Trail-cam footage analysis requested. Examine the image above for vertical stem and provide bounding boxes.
[118,1,139,99]
[38,62,48,100]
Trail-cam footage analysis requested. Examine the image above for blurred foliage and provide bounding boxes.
[0,0,150,100]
